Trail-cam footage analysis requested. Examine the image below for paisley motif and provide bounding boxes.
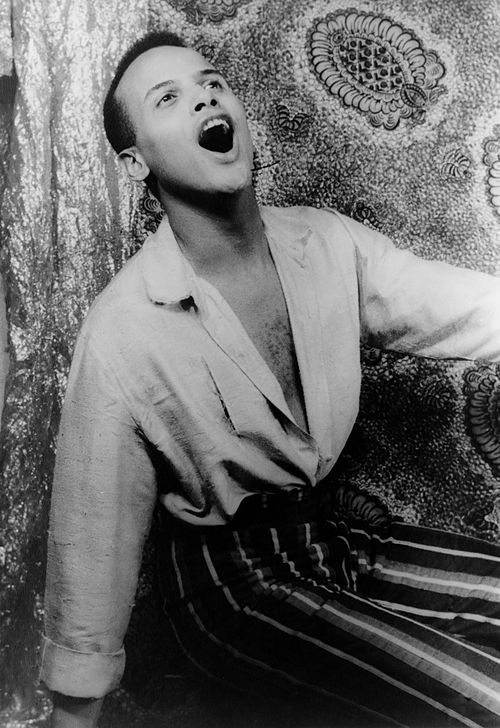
[168,0,252,24]
[361,345,382,365]
[141,192,164,233]
[483,126,500,218]
[308,11,446,129]
[463,365,500,474]
[400,83,427,108]
[142,193,163,217]
[420,375,454,412]
[334,483,392,530]
[439,147,471,179]
[193,40,217,62]
[274,103,312,138]
[351,200,380,229]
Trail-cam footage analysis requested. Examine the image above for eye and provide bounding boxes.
[157,91,176,107]
[206,79,223,90]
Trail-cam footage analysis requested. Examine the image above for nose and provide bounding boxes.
[194,97,218,112]
[193,89,218,113]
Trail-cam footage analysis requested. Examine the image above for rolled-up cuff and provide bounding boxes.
[38,635,125,698]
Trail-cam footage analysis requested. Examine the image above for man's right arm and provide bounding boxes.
[40,331,158,721]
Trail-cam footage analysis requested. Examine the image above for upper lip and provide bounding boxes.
[196,112,234,144]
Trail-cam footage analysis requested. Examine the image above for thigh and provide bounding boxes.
[163,523,500,728]
[349,520,500,651]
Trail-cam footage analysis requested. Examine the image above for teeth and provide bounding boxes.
[201,118,230,134]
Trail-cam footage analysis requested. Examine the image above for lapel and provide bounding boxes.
[262,208,332,448]
[196,275,294,421]
[140,208,324,439]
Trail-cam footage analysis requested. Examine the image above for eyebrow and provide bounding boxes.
[144,68,224,102]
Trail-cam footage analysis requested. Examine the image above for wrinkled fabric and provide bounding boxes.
[0,0,12,77]
[40,205,500,697]
[1,0,500,722]
[0,0,148,715]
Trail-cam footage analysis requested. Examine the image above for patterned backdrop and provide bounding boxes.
[1,0,500,725]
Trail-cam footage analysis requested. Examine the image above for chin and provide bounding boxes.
[216,166,252,196]
[218,180,251,197]
[159,161,253,204]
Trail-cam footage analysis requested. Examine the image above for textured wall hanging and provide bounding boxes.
[308,9,446,129]
[350,200,381,229]
[464,365,500,476]
[439,146,471,180]
[167,0,251,23]
[272,102,312,139]
[484,125,500,218]
[1,0,500,725]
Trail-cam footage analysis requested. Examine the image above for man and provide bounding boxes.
[40,30,500,727]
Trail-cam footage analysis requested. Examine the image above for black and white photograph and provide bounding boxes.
[0,1,500,726]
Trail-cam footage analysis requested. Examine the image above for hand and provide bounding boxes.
[51,693,104,728]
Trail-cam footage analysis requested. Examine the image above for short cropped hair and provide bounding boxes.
[103,30,186,155]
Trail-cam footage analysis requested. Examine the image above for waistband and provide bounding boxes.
[231,480,336,529]
[165,480,392,536]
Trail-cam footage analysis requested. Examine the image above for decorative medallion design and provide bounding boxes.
[273,103,312,139]
[308,10,446,129]
[141,191,164,233]
[351,200,380,229]
[334,483,392,531]
[463,365,500,475]
[169,0,252,24]
[361,345,382,365]
[439,147,471,180]
[420,375,455,417]
[483,126,500,218]
[193,39,217,62]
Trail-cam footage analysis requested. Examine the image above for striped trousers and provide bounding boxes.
[159,485,500,727]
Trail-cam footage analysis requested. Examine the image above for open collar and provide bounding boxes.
[140,216,195,305]
[261,206,312,268]
[138,206,321,445]
[139,206,312,306]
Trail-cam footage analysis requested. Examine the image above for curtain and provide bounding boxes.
[0,0,499,723]
[0,0,148,720]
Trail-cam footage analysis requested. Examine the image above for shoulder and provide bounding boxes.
[76,242,169,364]
[261,205,374,265]
[84,249,145,326]
[260,204,374,244]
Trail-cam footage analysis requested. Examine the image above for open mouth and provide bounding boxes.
[198,117,234,154]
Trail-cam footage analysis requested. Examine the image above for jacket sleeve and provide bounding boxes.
[336,213,500,361]
[39,330,158,698]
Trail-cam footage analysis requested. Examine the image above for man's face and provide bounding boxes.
[116,45,254,199]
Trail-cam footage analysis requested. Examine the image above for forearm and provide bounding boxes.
[42,338,157,707]
[51,693,104,728]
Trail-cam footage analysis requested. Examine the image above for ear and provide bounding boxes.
[118,147,151,183]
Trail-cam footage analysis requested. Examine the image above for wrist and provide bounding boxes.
[51,693,104,728]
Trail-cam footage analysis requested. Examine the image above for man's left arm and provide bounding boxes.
[338,213,500,361]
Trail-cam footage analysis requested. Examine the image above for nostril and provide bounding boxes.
[210,98,217,106]
[194,102,205,112]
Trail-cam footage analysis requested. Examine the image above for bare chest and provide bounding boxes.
[214,269,308,431]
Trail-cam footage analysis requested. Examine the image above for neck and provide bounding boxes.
[159,185,269,278]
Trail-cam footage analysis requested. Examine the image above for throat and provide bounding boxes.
[166,189,264,274]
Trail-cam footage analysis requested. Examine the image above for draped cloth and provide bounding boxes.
[0,0,500,724]
[0,0,12,77]
[0,0,149,720]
